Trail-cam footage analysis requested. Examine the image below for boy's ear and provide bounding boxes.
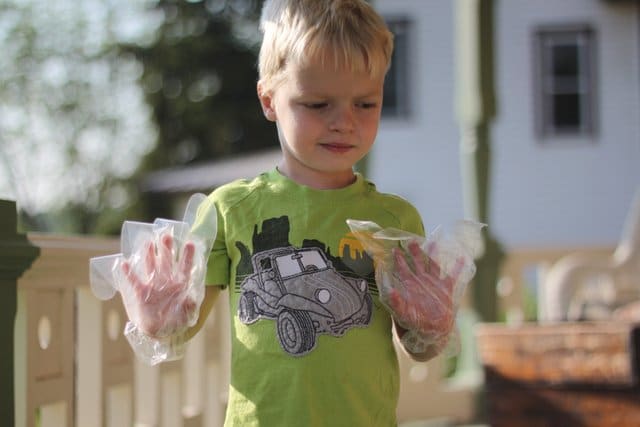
[257,82,277,122]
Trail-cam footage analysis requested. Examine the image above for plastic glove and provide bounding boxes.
[386,240,464,348]
[346,219,485,356]
[90,193,217,365]
[119,233,198,338]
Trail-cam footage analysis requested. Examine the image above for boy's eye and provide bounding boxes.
[304,102,328,109]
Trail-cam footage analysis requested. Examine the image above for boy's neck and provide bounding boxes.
[277,163,357,190]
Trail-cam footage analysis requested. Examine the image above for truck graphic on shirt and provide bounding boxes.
[238,246,373,356]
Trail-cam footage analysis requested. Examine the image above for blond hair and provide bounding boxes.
[258,0,394,92]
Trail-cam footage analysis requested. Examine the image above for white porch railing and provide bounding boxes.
[496,246,614,324]
[13,231,614,426]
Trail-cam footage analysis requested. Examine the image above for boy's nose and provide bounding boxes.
[329,105,355,132]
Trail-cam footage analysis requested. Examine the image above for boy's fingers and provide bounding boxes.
[122,261,132,282]
[408,240,428,277]
[179,241,196,283]
[429,258,442,278]
[158,234,174,277]
[122,261,144,296]
[393,247,414,284]
[144,241,156,275]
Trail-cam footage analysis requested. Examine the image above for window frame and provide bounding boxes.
[382,16,412,119]
[532,23,598,141]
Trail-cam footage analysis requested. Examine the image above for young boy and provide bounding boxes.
[128,0,459,425]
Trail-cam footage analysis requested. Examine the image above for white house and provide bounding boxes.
[372,0,640,249]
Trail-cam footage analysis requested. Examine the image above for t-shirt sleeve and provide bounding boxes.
[206,221,230,288]
[192,192,230,288]
[400,202,426,238]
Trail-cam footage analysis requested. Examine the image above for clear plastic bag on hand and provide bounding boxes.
[346,218,485,356]
[90,193,217,365]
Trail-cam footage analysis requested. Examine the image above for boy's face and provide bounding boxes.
[258,56,385,189]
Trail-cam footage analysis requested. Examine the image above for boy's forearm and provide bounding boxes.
[185,286,221,341]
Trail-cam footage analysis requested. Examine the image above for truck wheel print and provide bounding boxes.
[277,310,315,355]
[238,292,258,324]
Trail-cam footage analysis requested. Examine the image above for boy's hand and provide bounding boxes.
[346,218,483,359]
[386,240,464,345]
[121,234,197,338]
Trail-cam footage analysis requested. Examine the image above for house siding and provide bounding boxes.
[373,0,640,248]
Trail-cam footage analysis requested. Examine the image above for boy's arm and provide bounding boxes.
[185,285,222,341]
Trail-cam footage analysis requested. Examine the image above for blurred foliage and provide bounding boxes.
[125,0,277,173]
[1,0,277,234]
[0,0,159,233]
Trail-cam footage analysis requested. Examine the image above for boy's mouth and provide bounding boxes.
[320,143,355,153]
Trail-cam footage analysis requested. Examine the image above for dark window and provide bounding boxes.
[534,25,597,138]
[382,18,411,118]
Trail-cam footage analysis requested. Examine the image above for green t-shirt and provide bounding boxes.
[199,168,424,427]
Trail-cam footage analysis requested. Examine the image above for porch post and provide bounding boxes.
[0,200,40,426]
[455,0,504,322]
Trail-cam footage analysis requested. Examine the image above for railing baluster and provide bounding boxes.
[204,295,230,427]
[102,297,134,427]
[77,287,103,425]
